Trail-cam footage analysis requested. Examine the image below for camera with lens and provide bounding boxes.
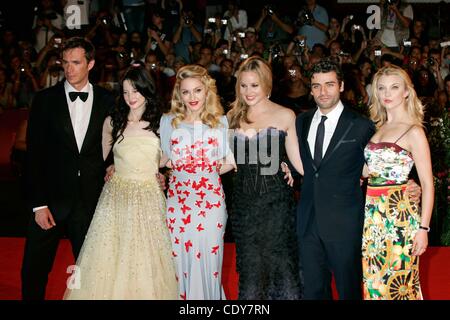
[149,25,162,37]
[49,60,63,73]
[288,69,296,78]
[265,5,275,16]
[117,51,129,61]
[53,37,62,48]
[293,38,305,47]
[207,17,217,31]
[269,44,282,57]
[101,16,112,25]
[427,57,436,67]
[297,8,314,26]
[19,65,26,73]
[183,15,192,25]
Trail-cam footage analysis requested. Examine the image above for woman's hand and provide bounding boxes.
[156,172,167,191]
[104,164,115,182]
[405,179,421,203]
[281,162,294,187]
[412,229,428,256]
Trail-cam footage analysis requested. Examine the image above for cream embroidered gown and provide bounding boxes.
[64,135,178,300]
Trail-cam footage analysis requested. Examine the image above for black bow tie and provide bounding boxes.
[69,91,89,102]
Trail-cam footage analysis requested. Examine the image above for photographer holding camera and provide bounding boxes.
[296,0,329,49]
[223,0,248,41]
[428,48,446,91]
[145,8,173,61]
[11,56,40,109]
[376,0,413,51]
[85,11,116,48]
[33,0,64,52]
[173,7,202,63]
[39,53,64,89]
[254,4,294,48]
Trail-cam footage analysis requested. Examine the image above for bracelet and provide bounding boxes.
[419,225,430,232]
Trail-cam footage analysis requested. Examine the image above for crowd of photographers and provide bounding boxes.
[0,0,449,118]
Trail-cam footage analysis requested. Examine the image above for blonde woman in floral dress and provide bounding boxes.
[362,65,434,300]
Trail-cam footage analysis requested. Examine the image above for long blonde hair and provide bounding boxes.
[369,65,424,128]
[170,64,224,128]
[228,57,272,129]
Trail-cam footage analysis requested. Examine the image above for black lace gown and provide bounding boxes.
[231,128,302,300]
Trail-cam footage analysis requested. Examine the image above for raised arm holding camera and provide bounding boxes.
[85,12,115,47]
[172,8,202,63]
[376,0,413,51]
[223,0,248,41]
[254,5,294,40]
[296,0,329,49]
[32,0,65,53]
[145,8,173,60]
[428,48,446,91]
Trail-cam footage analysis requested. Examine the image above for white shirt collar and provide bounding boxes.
[64,80,90,93]
[314,100,344,123]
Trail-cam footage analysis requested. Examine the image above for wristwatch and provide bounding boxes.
[419,225,430,232]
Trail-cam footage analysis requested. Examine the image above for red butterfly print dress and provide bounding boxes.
[160,114,230,300]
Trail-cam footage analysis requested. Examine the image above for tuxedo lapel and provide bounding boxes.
[55,83,79,154]
[320,108,353,166]
[80,86,102,154]
[301,111,315,167]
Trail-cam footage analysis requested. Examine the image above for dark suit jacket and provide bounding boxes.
[26,81,114,220]
[296,106,376,242]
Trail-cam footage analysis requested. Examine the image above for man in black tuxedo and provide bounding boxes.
[22,37,114,300]
[295,60,375,300]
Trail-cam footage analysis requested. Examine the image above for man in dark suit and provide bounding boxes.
[295,60,375,300]
[22,37,114,300]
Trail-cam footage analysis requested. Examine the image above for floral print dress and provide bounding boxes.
[362,135,423,300]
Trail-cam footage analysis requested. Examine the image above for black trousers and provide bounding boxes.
[21,199,92,300]
[299,210,362,300]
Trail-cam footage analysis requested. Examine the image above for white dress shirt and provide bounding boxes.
[64,81,93,152]
[33,81,93,213]
[307,101,344,159]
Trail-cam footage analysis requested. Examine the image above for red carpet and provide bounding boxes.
[0,237,239,300]
[1,237,449,300]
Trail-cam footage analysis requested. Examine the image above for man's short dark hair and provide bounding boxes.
[380,54,394,64]
[220,58,234,68]
[310,59,344,83]
[62,37,95,62]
